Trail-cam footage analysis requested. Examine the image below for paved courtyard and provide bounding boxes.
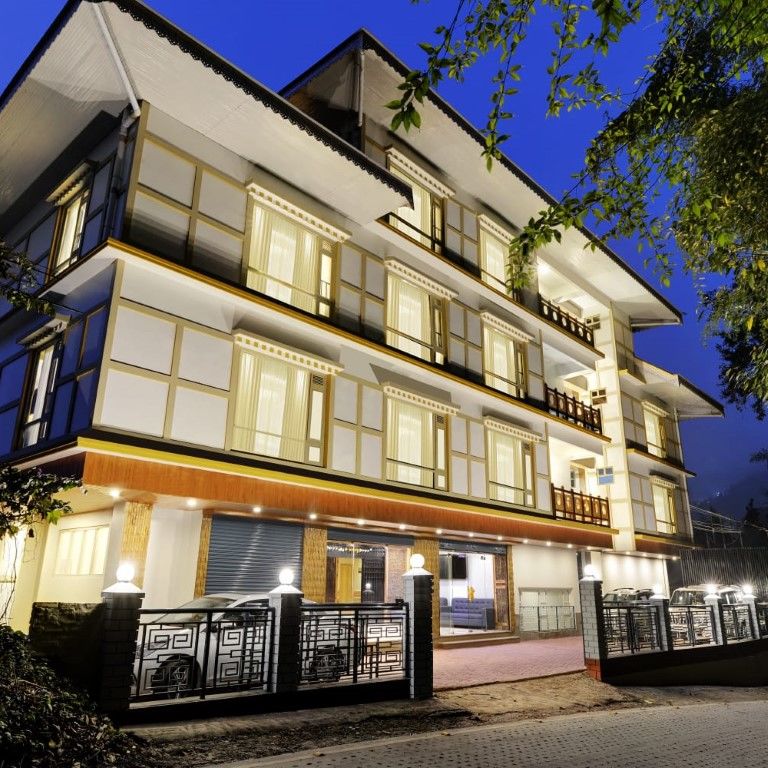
[433,636,585,689]
[232,700,768,767]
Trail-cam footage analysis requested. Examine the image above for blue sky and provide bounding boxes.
[3,1,765,502]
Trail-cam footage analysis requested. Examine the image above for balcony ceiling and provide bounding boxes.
[0,0,409,230]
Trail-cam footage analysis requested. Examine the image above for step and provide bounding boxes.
[435,632,521,649]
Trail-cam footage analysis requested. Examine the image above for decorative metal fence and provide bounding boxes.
[521,605,576,633]
[131,606,273,703]
[669,606,716,648]
[603,605,662,655]
[758,603,768,637]
[298,602,408,686]
[721,604,755,642]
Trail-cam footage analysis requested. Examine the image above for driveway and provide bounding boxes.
[433,636,585,690]
[235,700,768,767]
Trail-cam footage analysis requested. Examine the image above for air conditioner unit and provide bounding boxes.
[585,314,601,329]
[597,467,615,485]
[590,388,607,405]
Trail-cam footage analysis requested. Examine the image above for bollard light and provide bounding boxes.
[116,562,135,583]
[705,583,718,599]
[278,567,295,586]
[583,564,598,580]
[409,553,425,570]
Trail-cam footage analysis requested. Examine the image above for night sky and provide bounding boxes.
[3,1,765,502]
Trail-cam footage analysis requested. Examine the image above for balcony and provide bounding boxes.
[545,384,602,434]
[552,485,610,527]
[384,211,443,254]
[538,295,595,347]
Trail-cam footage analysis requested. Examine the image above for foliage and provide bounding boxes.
[0,625,160,768]
[0,242,54,315]
[0,464,81,540]
[391,0,768,416]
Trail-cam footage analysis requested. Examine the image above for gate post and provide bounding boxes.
[579,571,607,680]
[705,594,725,645]
[403,554,434,700]
[742,593,760,639]
[649,596,674,652]
[268,568,303,693]
[99,564,144,714]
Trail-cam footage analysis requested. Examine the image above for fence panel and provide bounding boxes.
[131,606,273,703]
[721,604,754,642]
[669,606,716,648]
[299,603,408,686]
[603,605,662,656]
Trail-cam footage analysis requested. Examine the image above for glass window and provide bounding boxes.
[479,228,509,294]
[643,409,667,458]
[652,484,677,534]
[247,204,333,316]
[232,349,325,464]
[20,341,61,448]
[52,190,89,275]
[54,525,109,576]
[325,541,387,603]
[385,398,446,489]
[385,273,444,364]
[483,325,525,397]
[388,166,442,251]
[487,429,534,506]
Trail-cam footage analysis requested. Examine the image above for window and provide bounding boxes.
[54,525,109,576]
[569,464,588,493]
[388,166,443,251]
[643,407,667,458]
[486,428,534,506]
[480,227,509,293]
[386,272,445,364]
[232,348,326,464]
[652,483,677,535]
[19,340,61,448]
[483,325,526,398]
[246,204,334,316]
[52,189,89,275]
[385,397,447,489]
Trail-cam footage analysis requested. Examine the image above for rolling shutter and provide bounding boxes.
[205,516,303,594]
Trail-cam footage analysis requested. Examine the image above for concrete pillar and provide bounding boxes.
[742,594,760,639]
[403,559,434,700]
[579,577,607,680]
[99,579,144,714]
[412,537,440,639]
[705,595,725,645]
[118,501,153,588]
[650,597,674,651]
[268,581,303,693]
[300,526,328,602]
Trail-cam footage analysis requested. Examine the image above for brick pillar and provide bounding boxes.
[301,526,327,602]
[579,577,607,680]
[119,501,153,588]
[268,583,303,693]
[412,537,440,639]
[99,583,144,713]
[194,516,212,598]
[404,560,434,700]
[742,594,760,639]
[705,595,725,645]
[650,597,674,651]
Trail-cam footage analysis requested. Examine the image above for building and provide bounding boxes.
[0,0,722,644]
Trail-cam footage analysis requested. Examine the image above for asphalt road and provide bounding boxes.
[222,700,768,768]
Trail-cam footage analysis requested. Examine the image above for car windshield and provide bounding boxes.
[670,590,705,606]
[154,596,233,624]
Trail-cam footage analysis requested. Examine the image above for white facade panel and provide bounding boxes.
[333,377,358,424]
[359,433,383,479]
[170,387,228,448]
[450,455,468,495]
[178,328,233,390]
[99,370,168,436]
[512,544,579,604]
[470,459,486,498]
[111,306,176,374]
[469,421,485,458]
[451,415,467,453]
[361,386,383,430]
[331,425,356,473]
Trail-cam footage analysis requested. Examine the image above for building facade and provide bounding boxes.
[0,1,722,642]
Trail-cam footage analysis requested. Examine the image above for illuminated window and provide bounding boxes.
[54,525,109,576]
[388,166,443,251]
[246,204,333,316]
[480,228,509,293]
[643,407,667,458]
[52,190,89,275]
[487,429,534,507]
[651,483,677,535]
[20,341,61,448]
[483,325,526,398]
[386,272,445,364]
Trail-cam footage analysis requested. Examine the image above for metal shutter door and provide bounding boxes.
[205,516,303,594]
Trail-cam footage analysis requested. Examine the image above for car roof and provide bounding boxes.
[203,593,269,601]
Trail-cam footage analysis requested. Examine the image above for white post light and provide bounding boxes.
[410,553,425,570]
[705,583,718,600]
[116,562,135,583]
[743,584,754,597]
[103,561,143,595]
[651,583,665,599]
[583,564,598,580]
[278,567,294,586]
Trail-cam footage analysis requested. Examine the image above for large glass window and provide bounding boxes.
[388,167,443,251]
[652,484,677,534]
[479,228,510,294]
[643,408,667,458]
[232,350,326,464]
[483,325,526,398]
[52,190,89,275]
[20,341,61,448]
[385,273,445,364]
[487,429,534,506]
[247,204,333,316]
[385,398,446,489]
[54,525,109,576]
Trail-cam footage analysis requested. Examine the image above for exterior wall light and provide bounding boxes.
[278,568,295,586]
[468,532,475,538]
[497,535,503,541]
[252,505,262,513]
[398,523,406,530]
[410,554,425,569]
[308,512,318,520]
[522,539,529,544]
[546,541,552,547]
[116,562,135,583]
[743,584,754,597]
[186,498,197,508]
[436,528,443,535]
[705,583,718,599]
[357,519,365,526]
[108,488,121,499]
[583,564,598,580]
[567,543,573,549]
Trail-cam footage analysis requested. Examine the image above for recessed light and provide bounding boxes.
[496,535,503,541]
[308,512,318,521]
[108,488,120,499]
[546,541,552,547]
[468,532,475,538]
[252,506,262,514]
[186,498,197,508]
[357,519,365,526]
[523,539,529,544]
[398,523,406,531]
[436,528,443,535]
[567,543,573,549]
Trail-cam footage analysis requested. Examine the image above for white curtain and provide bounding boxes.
[480,230,507,292]
[488,431,528,505]
[234,350,310,462]
[484,327,519,394]
[386,274,432,360]
[248,205,321,314]
[391,167,433,246]
[387,399,434,486]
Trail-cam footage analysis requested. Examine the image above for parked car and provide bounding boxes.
[603,588,653,606]
[669,584,743,644]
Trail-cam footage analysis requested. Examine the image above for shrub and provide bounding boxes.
[0,625,161,767]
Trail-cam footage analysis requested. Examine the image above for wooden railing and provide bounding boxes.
[545,385,602,434]
[552,485,610,527]
[538,295,595,347]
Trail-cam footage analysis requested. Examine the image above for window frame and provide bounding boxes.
[17,338,63,449]
[643,407,668,458]
[482,323,527,399]
[651,482,677,535]
[50,187,90,277]
[486,426,536,508]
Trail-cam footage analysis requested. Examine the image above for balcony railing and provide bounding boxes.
[545,384,602,434]
[552,484,610,527]
[538,295,595,347]
[625,439,684,469]
[384,211,443,254]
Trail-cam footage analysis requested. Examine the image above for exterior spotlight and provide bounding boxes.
[357,518,365,526]
[705,583,718,599]
[116,562,135,583]
[743,584,754,597]
[278,568,295,586]
[436,528,443,535]
[497,535,503,541]
[410,554,425,569]
[108,488,121,499]
[252,505,262,513]
[186,498,197,508]
[398,523,406,530]
[468,532,475,538]
[308,512,318,520]
[546,541,552,547]
[567,543,573,549]
[523,539,529,544]
[583,564,598,580]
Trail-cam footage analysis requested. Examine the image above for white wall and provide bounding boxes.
[142,507,202,608]
[512,544,580,607]
[595,552,669,595]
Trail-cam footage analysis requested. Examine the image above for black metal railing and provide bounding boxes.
[489,479,534,508]
[552,485,610,527]
[603,605,662,655]
[131,606,274,703]
[757,603,768,637]
[545,384,602,433]
[384,211,443,254]
[669,605,716,648]
[625,439,685,470]
[538,294,595,347]
[521,605,576,633]
[298,602,408,686]
[721,604,755,642]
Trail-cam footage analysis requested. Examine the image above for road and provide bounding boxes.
[224,700,768,768]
